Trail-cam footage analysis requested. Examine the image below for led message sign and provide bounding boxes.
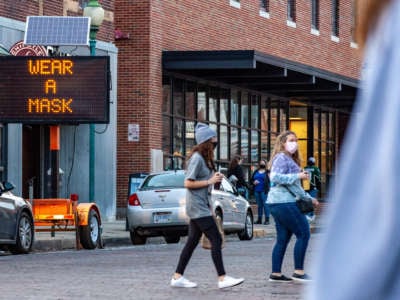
[0,56,110,124]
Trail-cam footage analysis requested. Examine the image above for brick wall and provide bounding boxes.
[114,0,361,210]
[114,0,163,211]
[159,0,361,78]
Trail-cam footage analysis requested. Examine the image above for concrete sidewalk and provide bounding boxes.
[33,221,274,251]
[33,217,323,252]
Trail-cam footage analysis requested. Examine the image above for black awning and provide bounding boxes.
[162,50,359,110]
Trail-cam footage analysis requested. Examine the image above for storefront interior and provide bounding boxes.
[162,50,358,200]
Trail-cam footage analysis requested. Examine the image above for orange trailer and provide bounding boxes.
[32,196,103,250]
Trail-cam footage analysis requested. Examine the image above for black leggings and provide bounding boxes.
[175,216,226,276]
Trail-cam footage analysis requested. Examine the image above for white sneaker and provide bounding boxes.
[218,275,244,289]
[170,276,197,288]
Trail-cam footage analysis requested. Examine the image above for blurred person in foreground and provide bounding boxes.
[267,130,319,282]
[307,0,400,299]
[170,122,244,289]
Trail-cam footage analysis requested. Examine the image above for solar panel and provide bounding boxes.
[24,16,90,46]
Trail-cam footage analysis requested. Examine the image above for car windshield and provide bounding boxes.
[140,172,185,189]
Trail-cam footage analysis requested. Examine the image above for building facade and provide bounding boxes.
[114,0,361,216]
[1,0,361,220]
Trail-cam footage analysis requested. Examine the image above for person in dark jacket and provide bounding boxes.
[227,155,249,199]
[251,159,271,224]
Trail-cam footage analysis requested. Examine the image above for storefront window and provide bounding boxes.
[270,133,278,155]
[173,118,184,165]
[328,112,334,140]
[173,79,184,117]
[220,125,228,160]
[162,76,338,201]
[261,130,269,160]
[241,129,249,161]
[314,110,320,140]
[162,77,171,114]
[250,130,258,163]
[209,87,219,123]
[185,121,195,158]
[321,141,327,181]
[231,91,240,125]
[231,126,239,156]
[321,112,327,140]
[185,82,196,119]
[280,107,287,132]
[241,92,249,128]
[251,95,259,128]
[220,89,230,125]
[270,100,280,134]
[197,85,207,121]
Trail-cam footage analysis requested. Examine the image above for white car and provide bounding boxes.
[0,182,34,254]
[126,170,254,245]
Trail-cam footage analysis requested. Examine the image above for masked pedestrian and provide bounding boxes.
[267,130,318,282]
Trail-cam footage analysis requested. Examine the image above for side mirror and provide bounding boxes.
[228,175,238,185]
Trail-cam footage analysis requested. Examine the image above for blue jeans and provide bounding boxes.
[269,202,310,273]
[254,191,269,221]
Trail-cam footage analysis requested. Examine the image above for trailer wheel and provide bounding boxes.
[80,209,100,249]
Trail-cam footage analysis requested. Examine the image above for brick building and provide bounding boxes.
[1,0,361,219]
[114,0,361,216]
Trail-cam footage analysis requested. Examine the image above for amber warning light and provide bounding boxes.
[0,56,110,124]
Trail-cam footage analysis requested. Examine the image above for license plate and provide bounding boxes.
[153,212,172,224]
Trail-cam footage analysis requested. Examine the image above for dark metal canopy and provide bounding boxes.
[162,50,359,111]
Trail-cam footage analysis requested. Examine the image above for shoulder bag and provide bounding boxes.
[201,215,225,250]
[282,185,314,214]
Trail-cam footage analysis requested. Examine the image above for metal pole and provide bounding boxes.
[89,34,97,202]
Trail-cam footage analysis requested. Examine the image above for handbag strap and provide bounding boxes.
[281,185,298,199]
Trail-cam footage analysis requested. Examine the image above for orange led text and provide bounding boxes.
[28,98,73,113]
[28,59,74,75]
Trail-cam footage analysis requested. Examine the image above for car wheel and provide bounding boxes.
[80,209,100,249]
[238,210,254,240]
[130,230,147,245]
[10,211,34,254]
[164,235,180,244]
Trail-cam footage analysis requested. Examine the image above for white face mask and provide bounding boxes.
[285,141,298,154]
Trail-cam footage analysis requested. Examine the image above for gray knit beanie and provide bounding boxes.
[195,123,217,145]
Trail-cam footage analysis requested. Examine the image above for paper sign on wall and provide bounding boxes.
[128,124,139,142]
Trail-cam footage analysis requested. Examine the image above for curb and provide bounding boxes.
[32,227,271,252]
[32,225,321,252]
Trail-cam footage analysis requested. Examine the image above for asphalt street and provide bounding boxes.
[0,233,321,300]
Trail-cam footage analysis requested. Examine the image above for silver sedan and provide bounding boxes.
[126,170,254,245]
[0,182,34,254]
